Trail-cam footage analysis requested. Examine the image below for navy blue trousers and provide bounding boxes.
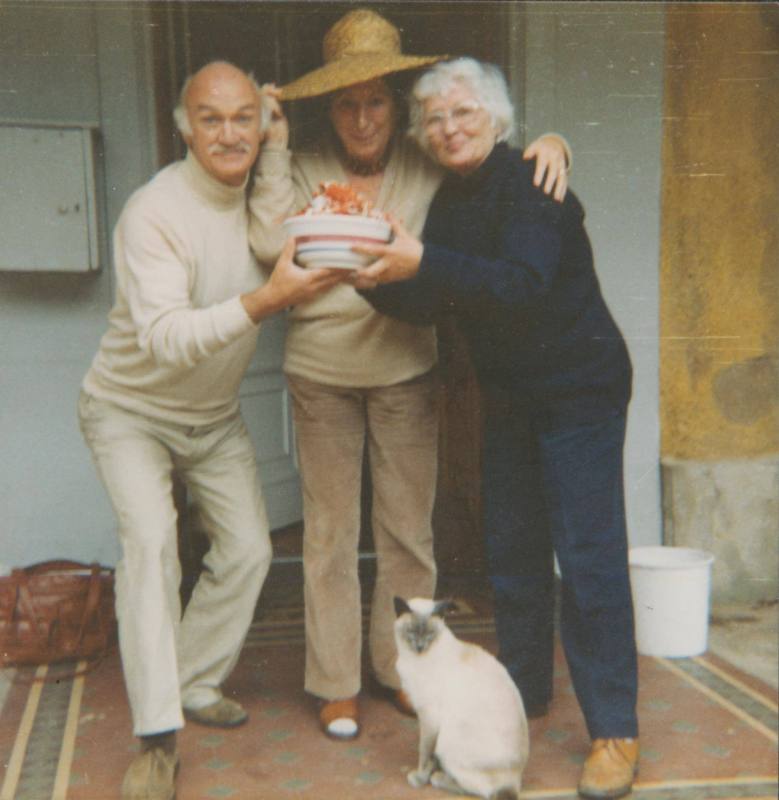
[481,394,638,739]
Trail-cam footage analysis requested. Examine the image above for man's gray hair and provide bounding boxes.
[172,64,269,137]
[408,58,515,154]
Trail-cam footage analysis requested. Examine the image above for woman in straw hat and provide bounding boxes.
[249,8,570,742]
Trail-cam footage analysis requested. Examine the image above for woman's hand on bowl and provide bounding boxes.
[524,133,569,202]
[351,218,423,289]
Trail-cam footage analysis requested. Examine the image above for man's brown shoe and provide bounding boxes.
[121,747,179,800]
[183,697,248,728]
[578,738,639,799]
[319,696,360,740]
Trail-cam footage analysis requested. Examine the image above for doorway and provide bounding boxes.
[159,1,519,583]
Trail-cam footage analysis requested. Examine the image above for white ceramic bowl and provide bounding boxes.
[282,214,391,270]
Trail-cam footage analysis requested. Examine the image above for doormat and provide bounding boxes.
[247,596,489,648]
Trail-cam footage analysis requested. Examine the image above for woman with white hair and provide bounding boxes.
[356,57,640,800]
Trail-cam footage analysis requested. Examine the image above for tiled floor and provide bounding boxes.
[1,591,777,800]
[708,601,778,690]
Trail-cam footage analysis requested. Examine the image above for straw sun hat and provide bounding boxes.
[279,8,445,101]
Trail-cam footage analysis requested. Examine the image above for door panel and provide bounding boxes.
[240,312,301,530]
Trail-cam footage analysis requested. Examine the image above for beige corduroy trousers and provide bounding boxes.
[286,371,439,701]
[78,392,272,736]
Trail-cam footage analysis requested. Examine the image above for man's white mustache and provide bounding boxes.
[209,143,252,155]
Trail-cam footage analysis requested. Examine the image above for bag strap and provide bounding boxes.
[23,560,107,577]
[13,572,48,639]
[74,564,104,646]
[10,562,111,651]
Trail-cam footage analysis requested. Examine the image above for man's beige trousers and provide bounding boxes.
[78,392,271,736]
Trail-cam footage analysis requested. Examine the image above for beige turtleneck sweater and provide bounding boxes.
[249,137,441,388]
[83,151,264,426]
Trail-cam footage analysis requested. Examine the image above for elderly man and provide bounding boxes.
[78,61,344,800]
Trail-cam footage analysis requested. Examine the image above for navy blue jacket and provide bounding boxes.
[362,143,632,430]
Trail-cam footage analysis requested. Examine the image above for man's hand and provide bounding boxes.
[260,83,289,150]
[241,239,347,322]
[524,133,570,202]
[350,218,423,290]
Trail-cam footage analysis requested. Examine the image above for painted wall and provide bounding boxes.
[660,4,778,461]
[519,2,665,548]
[0,2,158,571]
[659,4,778,603]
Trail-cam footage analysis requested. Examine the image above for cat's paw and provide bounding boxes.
[407,769,431,788]
[431,770,462,793]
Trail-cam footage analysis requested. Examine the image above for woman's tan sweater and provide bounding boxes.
[249,137,442,388]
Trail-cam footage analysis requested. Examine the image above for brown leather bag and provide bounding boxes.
[0,560,117,669]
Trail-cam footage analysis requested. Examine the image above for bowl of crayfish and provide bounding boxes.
[282,182,391,270]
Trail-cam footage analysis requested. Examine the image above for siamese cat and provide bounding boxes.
[394,597,529,800]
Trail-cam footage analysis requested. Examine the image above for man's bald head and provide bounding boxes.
[173,61,267,186]
[174,61,266,138]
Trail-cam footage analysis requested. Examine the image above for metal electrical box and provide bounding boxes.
[0,124,101,272]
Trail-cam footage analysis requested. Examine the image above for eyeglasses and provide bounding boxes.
[422,100,483,134]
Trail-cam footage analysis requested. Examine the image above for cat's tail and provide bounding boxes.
[489,789,519,800]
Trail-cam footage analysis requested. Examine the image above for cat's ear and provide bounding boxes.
[394,596,412,618]
[432,599,457,618]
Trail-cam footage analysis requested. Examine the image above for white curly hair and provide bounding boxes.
[408,57,515,155]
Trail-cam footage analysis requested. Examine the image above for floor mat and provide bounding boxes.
[1,604,776,800]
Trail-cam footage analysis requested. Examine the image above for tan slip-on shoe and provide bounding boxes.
[578,738,639,799]
[369,675,416,717]
[121,747,179,800]
[183,697,248,728]
[393,689,416,717]
[319,696,360,740]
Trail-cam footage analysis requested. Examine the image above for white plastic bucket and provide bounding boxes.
[629,546,715,658]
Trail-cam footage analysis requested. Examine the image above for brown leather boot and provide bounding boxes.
[578,738,639,799]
